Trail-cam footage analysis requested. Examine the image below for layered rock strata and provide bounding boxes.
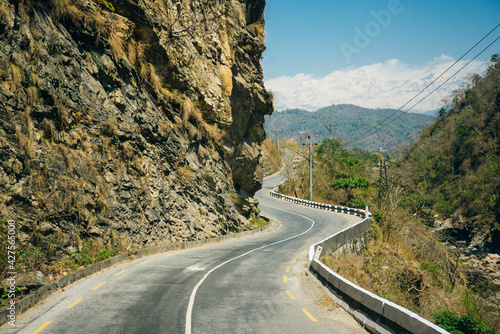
[0,0,272,263]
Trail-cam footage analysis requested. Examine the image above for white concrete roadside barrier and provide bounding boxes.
[270,190,448,334]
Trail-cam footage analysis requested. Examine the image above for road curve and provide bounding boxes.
[2,174,366,334]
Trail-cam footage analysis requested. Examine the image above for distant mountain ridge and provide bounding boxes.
[264,104,434,153]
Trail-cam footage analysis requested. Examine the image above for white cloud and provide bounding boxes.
[265,56,489,112]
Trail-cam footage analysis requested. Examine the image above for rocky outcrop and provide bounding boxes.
[0,0,272,267]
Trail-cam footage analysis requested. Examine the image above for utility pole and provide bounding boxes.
[300,132,317,201]
[324,124,338,140]
[272,130,282,164]
[309,135,313,201]
[314,133,321,145]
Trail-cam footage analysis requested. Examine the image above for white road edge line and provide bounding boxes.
[185,203,316,334]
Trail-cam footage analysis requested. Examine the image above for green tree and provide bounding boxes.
[315,140,370,208]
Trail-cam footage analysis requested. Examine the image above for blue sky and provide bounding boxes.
[262,0,500,111]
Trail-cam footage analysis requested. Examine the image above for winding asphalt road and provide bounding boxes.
[2,173,367,334]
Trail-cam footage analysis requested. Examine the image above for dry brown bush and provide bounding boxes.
[187,123,198,139]
[181,100,203,125]
[0,135,7,147]
[42,118,56,140]
[248,22,266,40]
[121,141,134,161]
[108,33,125,63]
[30,40,47,60]
[201,122,223,142]
[9,63,23,90]
[101,120,118,137]
[0,2,10,24]
[158,119,172,137]
[52,94,69,130]
[139,62,149,81]
[30,72,41,86]
[27,86,38,105]
[89,13,109,44]
[51,0,84,25]
[148,64,162,92]
[176,165,193,182]
[16,127,33,158]
[127,42,137,66]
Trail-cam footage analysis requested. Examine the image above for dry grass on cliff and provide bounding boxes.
[121,141,134,161]
[16,128,34,158]
[26,86,39,105]
[108,33,126,62]
[8,63,23,90]
[90,12,109,44]
[51,0,79,21]
[0,2,9,24]
[53,94,70,130]
[176,165,193,182]
[101,120,118,137]
[181,100,203,125]
[127,42,137,66]
[49,0,111,44]
[248,22,266,40]
[201,122,224,142]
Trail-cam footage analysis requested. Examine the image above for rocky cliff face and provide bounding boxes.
[0,0,272,264]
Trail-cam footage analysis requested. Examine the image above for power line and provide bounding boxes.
[373,34,500,132]
[346,33,500,146]
[344,23,500,147]
[384,84,500,151]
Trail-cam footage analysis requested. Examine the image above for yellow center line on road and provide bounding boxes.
[140,260,153,265]
[301,250,308,255]
[301,308,318,322]
[32,321,52,334]
[114,270,127,276]
[92,282,106,291]
[283,276,288,283]
[286,266,291,272]
[291,258,297,263]
[67,298,83,309]
[286,290,295,300]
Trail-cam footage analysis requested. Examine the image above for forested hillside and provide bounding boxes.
[398,54,500,253]
[263,104,434,153]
